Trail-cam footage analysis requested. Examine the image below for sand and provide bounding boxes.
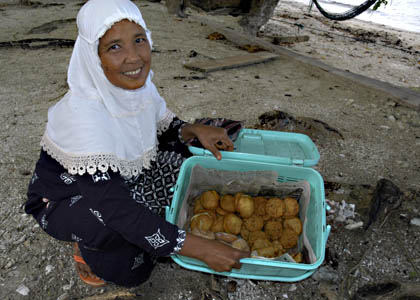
[0,0,419,299]
[265,1,420,90]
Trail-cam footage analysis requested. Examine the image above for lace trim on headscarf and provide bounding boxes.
[40,133,158,178]
[157,109,176,135]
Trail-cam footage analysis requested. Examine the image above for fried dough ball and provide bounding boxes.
[190,212,214,231]
[234,192,244,208]
[223,213,243,235]
[216,206,228,216]
[262,214,272,222]
[264,220,283,241]
[191,228,215,240]
[235,194,255,218]
[266,197,285,218]
[280,228,299,249]
[200,190,220,210]
[193,196,205,214]
[210,215,225,232]
[231,238,250,251]
[293,252,303,263]
[248,231,267,247]
[215,232,238,243]
[272,240,285,257]
[283,217,302,235]
[240,227,250,241]
[251,238,272,251]
[220,194,236,213]
[253,196,267,216]
[244,215,264,232]
[256,246,276,258]
[283,197,299,218]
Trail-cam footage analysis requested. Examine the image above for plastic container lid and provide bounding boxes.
[188,128,320,167]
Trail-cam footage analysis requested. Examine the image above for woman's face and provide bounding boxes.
[98,19,151,90]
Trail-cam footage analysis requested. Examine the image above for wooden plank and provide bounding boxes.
[270,35,310,44]
[184,51,278,72]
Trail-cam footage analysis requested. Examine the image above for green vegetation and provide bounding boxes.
[372,0,388,10]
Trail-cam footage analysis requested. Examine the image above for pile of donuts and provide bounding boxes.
[189,190,303,262]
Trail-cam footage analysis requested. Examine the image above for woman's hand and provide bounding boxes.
[179,233,250,273]
[181,124,234,160]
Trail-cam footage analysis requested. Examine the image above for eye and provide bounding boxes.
[108,44,120,51]
[135,37,146,44]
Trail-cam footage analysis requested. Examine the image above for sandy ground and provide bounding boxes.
[265,1,420,91]
[0,0,419,299]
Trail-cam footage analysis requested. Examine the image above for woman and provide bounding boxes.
[25,0,249,287]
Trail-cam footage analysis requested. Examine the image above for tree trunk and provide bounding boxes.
[239,0,280,36]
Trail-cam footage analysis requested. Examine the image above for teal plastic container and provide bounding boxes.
[166,129,330,281]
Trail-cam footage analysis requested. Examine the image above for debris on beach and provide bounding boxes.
[365,178,402,230]
[207,32,226,40]
[253,110,344,143]
[326,198,363,230]
[16,284,30,296]
[184,52,278,72]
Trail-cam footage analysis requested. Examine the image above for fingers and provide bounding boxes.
[215,138,234,151]
[232,260,242,270]
[208,144,222,160]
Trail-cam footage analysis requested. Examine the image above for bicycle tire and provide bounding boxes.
[312,0,377,21]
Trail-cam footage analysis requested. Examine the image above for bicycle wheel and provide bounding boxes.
[312,0,378,21]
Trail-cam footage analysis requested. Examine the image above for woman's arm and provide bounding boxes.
[179,233,250,273]
[76,170,249,272]
[181,124,234,160]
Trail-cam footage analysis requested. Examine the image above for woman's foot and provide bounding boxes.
[73,243,106,287]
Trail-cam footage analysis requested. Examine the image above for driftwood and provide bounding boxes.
[80,291,137,300]
[184,52,278,72]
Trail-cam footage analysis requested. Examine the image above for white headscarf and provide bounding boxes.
[41,0,175,178]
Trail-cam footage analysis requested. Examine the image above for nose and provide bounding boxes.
[125,45,140,64]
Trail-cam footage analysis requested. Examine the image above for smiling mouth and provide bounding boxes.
[122,68,142,76]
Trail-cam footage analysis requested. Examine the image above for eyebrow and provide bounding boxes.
[102,33,147,49]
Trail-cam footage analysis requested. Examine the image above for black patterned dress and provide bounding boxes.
[25,118,191,287]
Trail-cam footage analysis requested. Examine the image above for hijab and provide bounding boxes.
[41,0,175,178]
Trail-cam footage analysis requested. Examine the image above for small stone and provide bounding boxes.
[62,279,74,291]
[335,215,346,223]
[16,284,30,296]
[345,221,363,230]
[312,267,339,283]
[14,235,26,245]
[5,259,15,269]
[57,293,69,300]
[387,115,396,121]
[288,284,297,291]
[410,218,420,227]
[380,125,390,130]
[45,265,54,275]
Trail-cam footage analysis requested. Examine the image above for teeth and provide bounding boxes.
[123,68,141,75]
